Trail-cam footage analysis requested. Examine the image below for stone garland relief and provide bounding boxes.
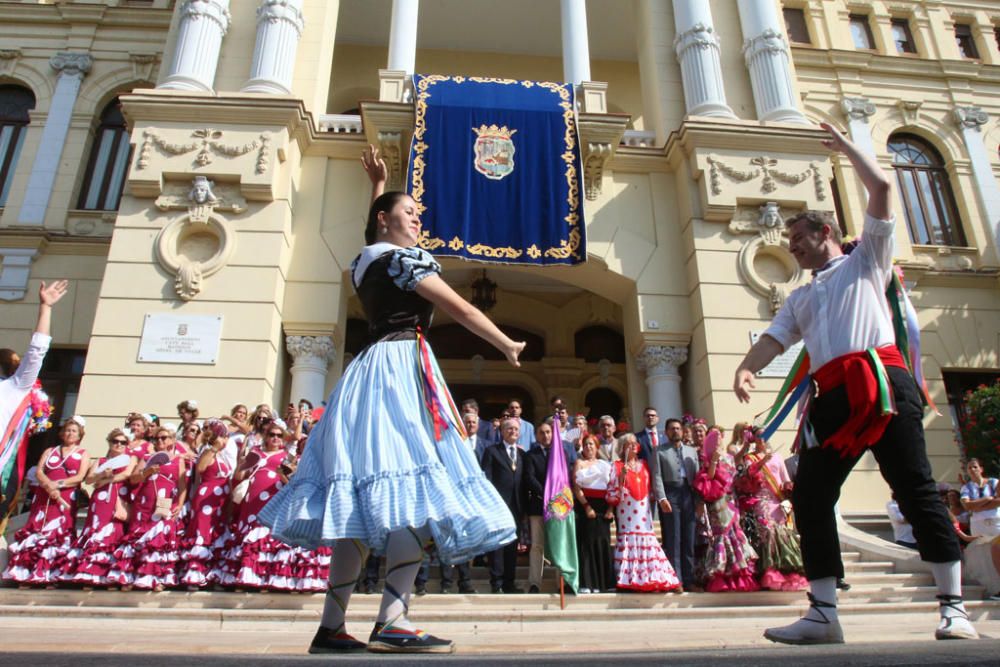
[706,154,826,201]
[730,201,807,315]
[153,176,245,300]
[137,128,271,175]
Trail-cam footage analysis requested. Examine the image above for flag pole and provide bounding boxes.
[559,574,565,610]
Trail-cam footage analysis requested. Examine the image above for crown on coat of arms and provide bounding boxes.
[472,124,517,139]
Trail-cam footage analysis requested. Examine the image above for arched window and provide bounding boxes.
[78,99,130,211]
[888,134,965,246]
[0,85,35,207]
[574,325,626,363]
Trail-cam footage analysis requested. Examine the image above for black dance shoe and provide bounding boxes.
[308,626,367,653]
[367,623,455,654]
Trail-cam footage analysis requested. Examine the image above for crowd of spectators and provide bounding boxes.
[30,393,1000,597]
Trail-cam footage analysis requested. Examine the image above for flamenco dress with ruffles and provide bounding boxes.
[258,245,516,563]
[740,452,807,591]
[64,457,131,586]
[606,460,681,592]
[178,451,232,588]
[108,454,183,589]
[214,449,320,590]
[2,446,84,584]
[691,453,759,592]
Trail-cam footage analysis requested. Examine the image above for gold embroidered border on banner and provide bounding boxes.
[410,75,583,262]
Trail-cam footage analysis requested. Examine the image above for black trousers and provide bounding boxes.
[793,366,961,581]
[490,541,518,590]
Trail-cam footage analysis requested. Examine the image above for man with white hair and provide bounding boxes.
[596,416,616,461]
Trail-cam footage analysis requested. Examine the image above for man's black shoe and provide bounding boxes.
[439,585,452,594]
[414,584,427,596]
[490,584,502,593]
[528,585,540,594]
[836,578,851,591]
[458,583,477,594]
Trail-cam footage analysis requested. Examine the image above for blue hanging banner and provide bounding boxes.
[408,75,586,265]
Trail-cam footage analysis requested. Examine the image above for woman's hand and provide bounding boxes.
[48,488,61,501]
[362,144,387,188]
[585,506,596,519]
[505,341,526,368]
[819,122,851,154]
[145,465,160,478]
[603,510,614,521]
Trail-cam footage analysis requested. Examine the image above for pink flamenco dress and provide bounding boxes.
[215,449,293,590]
[65,457,132,586]
[691,452,759,592]
[743,451,807,591]
[179,451,232,588]
[2,446,84,585]
[606,460,681,592]
[108,455,184,590]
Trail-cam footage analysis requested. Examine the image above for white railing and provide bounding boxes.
[317,114,363,134]
[620,130,657,147]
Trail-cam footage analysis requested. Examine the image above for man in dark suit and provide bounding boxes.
[635,406,663,467]
[481,418,526,593]
[523,418,578,593]
[651,417,700,591]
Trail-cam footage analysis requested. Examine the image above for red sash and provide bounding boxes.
[812,345,906,458]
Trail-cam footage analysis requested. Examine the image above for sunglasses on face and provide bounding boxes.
[267,432,284,438]
[154,435,172,441]
[111,439,128,445]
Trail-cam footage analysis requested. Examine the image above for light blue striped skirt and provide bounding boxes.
[258,339,517,564]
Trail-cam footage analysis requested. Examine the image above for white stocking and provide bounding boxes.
[376,526,429,631]
[320,538,366,633]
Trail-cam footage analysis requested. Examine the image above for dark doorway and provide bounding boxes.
[449,383,536,425]
[584,387,623,423]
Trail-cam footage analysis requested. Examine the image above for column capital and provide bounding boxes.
[742,27,789,61]
[181,0,232,35]
[636,345,688,377]
[674,23,721,56]
[841,97,876,122]
[954,106,989,131]
[286,334,335,365]
[257,0,305,36]
[50,52,93,79]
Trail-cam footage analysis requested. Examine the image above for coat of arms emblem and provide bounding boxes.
[472,124,517,181]
[177,324,188,336]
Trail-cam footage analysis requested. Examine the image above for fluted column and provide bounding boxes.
[954,107,1000,254]
[636,345,688,422]
[159,0,231,92]
[242,0,305,94]
[560,0,592,86]
[387,0,419,75]
[736,0,808,124]
[17,52,92,225]
[286,335,335,407]
[840,97,877,158]
[672,0,736,118]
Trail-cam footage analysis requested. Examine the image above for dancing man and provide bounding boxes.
[259,147,523,654]
[733,123,977,644]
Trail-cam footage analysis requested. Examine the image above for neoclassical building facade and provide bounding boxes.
[0,0,997,511]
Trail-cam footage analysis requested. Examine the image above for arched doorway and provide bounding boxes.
[584,387,623,424]
[449,383,537,425]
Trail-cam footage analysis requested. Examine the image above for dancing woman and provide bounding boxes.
[259,146,523,654]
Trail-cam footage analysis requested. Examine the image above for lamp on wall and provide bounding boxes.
[470,270,497,312]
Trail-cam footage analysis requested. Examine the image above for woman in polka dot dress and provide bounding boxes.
[179,420,233,589]
[65,428,136,587]
[108,424,188,591]
[605,434,681,592]
[2,417,90,585]
[214,422,294,590]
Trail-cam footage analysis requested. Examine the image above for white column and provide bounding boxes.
[242,0,305,94]
[159,0,231,92]
[736,0,808,124]
[672,0,736,118]
[636,345,688,421]
[16,53,92,226]
[954,106,1000,254]
[840,97,877,158]
[286,335,335,407]
[560,0,591,85]
[387,0,419,75]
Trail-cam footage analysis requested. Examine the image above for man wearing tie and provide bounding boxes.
[635,406,663,467]
[651,417,700,591]
[481,418,526,593]
[461,411,491,464]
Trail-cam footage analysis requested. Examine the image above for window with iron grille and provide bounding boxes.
[891,18,917,54]
[954,24,980,59]
[78,99,130,211]
[888,134,966,247]
[0,85,35,208]
[783,8,811,44]
[849,14,876,50]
